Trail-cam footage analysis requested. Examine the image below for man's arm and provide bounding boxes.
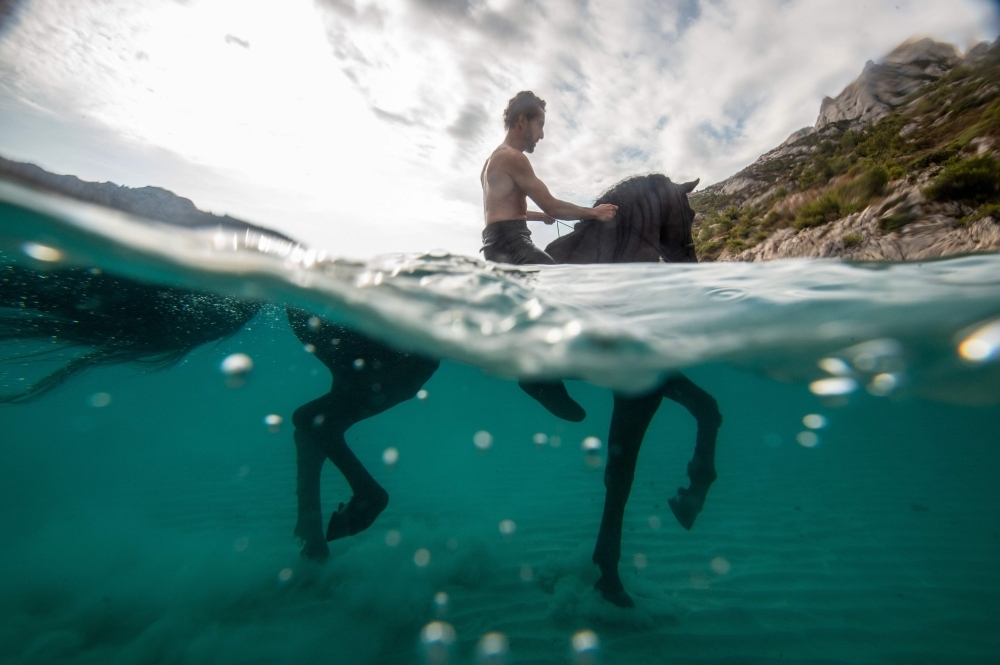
[527,210,556,224]
[509,153,617,222]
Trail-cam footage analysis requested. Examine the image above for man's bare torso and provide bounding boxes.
[481,145,528,225]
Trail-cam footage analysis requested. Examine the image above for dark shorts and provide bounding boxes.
[481,219,555,265]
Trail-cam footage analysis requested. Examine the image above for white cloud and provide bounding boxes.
[0,0,996,257]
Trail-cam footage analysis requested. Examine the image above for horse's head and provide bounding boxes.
[591,174,699,263]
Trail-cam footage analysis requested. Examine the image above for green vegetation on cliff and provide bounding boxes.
[690,40,1000,261]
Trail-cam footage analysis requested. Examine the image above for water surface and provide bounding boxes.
[1,181,999,664]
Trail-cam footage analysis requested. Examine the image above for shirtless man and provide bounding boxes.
[479,91,617,423]
[480,91,618,264]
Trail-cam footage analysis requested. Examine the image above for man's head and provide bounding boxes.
[503,91,545,153]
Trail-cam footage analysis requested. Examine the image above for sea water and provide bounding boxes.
[1,180,999,664]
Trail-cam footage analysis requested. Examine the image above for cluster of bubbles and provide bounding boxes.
[812,339,905,399]
[532,432,562,448]
[417,621,600,665]
[796,413,826,448]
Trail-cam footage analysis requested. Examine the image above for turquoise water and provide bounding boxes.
[2,181,1000,664]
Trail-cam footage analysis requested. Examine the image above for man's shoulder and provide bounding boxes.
[489,145,529,170]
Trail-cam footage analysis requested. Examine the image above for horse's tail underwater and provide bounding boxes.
[0,260,263,403]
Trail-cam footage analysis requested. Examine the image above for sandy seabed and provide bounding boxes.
[2,321,999,664]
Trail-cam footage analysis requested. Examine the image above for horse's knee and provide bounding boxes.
[292,399,332,431]
[702,397,722,429]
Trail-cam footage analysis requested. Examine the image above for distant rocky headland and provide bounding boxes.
[690,36,1000,262]
[0,155,292,241]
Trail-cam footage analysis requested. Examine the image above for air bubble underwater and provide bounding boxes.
[420,620,456,665]
[498,519,516,539]
[582,436,603,468]
[220,353,253,387]
[21,241,63,262]
[477,632,509,664]
[571,629,600,665]
[711,556,732,575]
[958,318,1000,363]
[473,430,493,451]
[263,414,283,433]
[89,392,111,408]
[433,591,449,617]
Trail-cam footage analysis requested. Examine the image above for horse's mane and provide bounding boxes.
[546,173,698,264]
[0,263,262,403]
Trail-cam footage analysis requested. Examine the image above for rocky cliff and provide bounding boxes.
[690,35,1000,262]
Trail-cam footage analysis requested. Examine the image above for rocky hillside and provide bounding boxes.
[0,155,292,240]
[690,36,1000,262]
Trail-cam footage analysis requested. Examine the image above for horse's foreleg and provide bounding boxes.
[293,428,330,561]
[661,373,722,531]
[593,390,663,608]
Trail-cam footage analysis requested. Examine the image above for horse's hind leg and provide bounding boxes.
[661,373,722,531]
[292,396,389,544]
[593,389,663,608]
[294,428,330,561]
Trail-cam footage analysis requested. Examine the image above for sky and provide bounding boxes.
[0,0,998,259]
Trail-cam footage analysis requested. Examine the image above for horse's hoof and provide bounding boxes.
[326,488,389,541]
[594,574,635,608]
[668,486,705,531]
[300,539,330,562]
[518,380,586,422]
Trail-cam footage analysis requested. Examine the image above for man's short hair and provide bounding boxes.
[503,91,546,131]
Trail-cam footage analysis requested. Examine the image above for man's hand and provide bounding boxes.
[527,210,557,224]
[593,203,618,222]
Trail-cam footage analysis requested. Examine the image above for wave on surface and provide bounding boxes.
[2,178,1000,399]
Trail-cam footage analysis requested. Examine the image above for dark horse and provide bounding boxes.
[0,173,719,607]
[545,174,722,606]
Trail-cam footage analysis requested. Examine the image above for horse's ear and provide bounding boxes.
[679,178,700,194]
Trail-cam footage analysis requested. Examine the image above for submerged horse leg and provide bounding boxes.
[286,307,439,557]
[592,390,663,608]
[293,425,331,560]
[291,395,389,555]
[662,373,722,531]
[517,380,586,422]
